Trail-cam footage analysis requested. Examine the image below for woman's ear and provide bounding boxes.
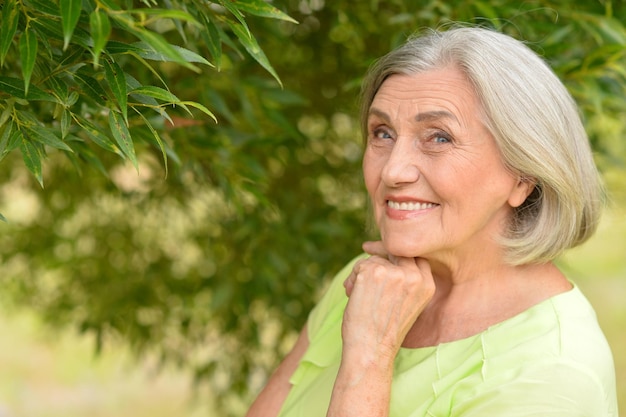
[508,176,536,208]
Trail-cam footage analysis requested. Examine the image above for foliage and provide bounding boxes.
[1,0,625,415]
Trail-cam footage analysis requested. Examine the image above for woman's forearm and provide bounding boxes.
[327,352,395,417]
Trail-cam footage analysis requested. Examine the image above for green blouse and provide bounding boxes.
[278,255,618,417]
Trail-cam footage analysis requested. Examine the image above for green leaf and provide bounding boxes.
[27,0,61,16]
[179,101,217,123]
[198,12,222,69]
[597,17,626,45]
[20,137,44,187]
[74,114,122,155]
[227,20,282,87]
[2,128,22,160]
[110,15,199,72]
[131,41,213,66]
[218,0,251,38]
[108,110,137,169]
[129,85,182,104]
[1,120,17,160]
[24,124,74,152]
[60,0,82,50]
[61,109,71,139]
[90,10,112,67]
[66,137,109,177]
[0,212,6,222]
[19,27,39,96]
[105,40,145,55]
[73,72,108,106]
[0,76,58,102]
[0,0,20,67]
[126,74,172,123]
[230,0,298,24]
[0,99,14,128]
[126,8,201,27]
[133,30,196,72]
[135,110,168,177]
[104,59,128,122]
[46,75,70,103]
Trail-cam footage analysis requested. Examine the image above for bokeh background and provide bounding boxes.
[1,1,624,416]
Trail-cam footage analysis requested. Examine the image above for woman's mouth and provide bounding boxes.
[387,200,438,211]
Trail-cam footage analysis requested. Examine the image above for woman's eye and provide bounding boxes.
[433,133,451,144]
[373,128,393,140]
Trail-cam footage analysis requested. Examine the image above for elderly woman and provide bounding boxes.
[246,26,618,416]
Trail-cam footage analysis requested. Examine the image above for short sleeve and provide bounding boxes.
[452,360,617,417]
[307,254,367,342]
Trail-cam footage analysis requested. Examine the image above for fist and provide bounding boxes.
[341,242,435,360]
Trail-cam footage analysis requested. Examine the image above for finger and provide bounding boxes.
[344,258,369,297]
[414,257,432,275]
[343,270,356,297]
[395,256,418,268]
[362,241,387,257]
[344,256,388,297]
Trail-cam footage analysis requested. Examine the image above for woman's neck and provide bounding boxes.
[401,261,570,348]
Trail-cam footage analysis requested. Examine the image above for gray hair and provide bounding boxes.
[360,26,604,265]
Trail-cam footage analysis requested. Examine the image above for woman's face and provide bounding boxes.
[362,67,530,263]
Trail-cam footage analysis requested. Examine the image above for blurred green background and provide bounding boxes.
[0,0,624,416]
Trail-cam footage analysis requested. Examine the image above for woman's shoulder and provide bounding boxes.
[482,284,615,381]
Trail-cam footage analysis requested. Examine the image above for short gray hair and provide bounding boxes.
[360,26,604,265]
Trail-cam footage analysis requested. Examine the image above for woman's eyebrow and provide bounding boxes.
[368,108,390,122]
[415,110,459,124]
[368,107,459,125]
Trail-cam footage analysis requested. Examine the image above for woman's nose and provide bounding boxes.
[380,138,420,187]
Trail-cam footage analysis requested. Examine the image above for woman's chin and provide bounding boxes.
[382,241,424,259]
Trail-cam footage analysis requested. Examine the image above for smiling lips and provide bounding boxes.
[387,200,438,211]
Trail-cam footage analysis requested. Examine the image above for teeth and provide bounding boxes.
[387,201,437,211]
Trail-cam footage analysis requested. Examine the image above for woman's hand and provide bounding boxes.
[327,242,436,417]
[342,241,436,363]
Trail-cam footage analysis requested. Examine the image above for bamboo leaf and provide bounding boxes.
[61,109,71,139]
[179,101,217,123]
[110,15,199,72]
[0,99,14,128]
[2,128,22,161]
[218,0,251,38]
[46,75,69,103]
[27,0,60,16]
[126,74,172,124]
[60,0,82,50]
[127,8,201,26]
[74,114,122,155]
[90,10,112,67]
[19,28,38,96]
[104,59,128,122]
[73,72,108,106]
[198,12,222,69]
[24,124,73,152]
[108,110,137,169]
[105,40,145,55]
[1,120,15,160]
[131,41,213,66]
[597,17,626,45]
[230,0,298,24]
[227,20,282,87]
[135,110,168,177]
[66,138,109,177]
[0,76,58,102]
[129,85,182,104]
[20,137,44,187]
[0,0,19,67]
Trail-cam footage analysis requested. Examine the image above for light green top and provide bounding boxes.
[278,255,618,417]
